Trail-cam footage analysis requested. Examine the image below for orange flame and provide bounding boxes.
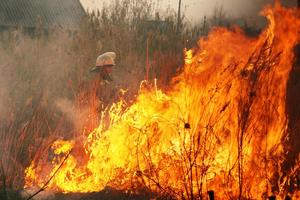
[25,4,300,199]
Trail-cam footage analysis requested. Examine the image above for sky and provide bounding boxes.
[80,0,297,24]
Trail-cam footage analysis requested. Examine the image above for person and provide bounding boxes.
[90,52,118,106]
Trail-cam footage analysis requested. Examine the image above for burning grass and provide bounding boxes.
[23,3,300,200]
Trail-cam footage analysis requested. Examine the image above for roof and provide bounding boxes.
[0,0,86,30]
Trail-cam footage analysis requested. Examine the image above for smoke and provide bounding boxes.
[0,32,76,120]
[218,0,296,16]
[81,0,297,26]
[185,0,297,23]
[54,99,78,125]
[0,29,93,191]
[54,98,94,134]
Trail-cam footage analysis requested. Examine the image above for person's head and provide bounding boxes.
[90,52,116,73]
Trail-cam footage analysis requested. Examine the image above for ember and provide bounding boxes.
[24,3,300,200]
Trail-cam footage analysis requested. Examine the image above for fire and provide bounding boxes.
[25,3,300,199]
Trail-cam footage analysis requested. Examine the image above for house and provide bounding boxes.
[0,0,86,33]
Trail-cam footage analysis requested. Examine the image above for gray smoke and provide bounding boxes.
[81,0,298,23]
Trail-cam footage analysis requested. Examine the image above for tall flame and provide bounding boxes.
[25,4,300,199]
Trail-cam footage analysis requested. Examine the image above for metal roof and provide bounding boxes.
[0,0,86,30]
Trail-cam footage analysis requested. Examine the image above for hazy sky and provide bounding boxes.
[80,0,297,23]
